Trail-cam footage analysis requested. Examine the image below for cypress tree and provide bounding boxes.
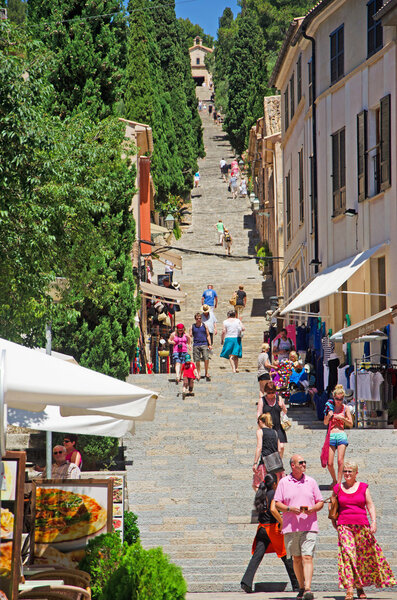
[27,0,127,120]
[149,0,197,193]
[6,0,26,24]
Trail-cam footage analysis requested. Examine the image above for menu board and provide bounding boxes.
[1,451,26,600]
[106,475,125,541]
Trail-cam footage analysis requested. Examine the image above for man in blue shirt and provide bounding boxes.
[201,284,218,312]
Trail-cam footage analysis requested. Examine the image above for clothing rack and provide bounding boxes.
[354,355,397,428]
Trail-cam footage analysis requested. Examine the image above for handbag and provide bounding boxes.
[229,292,237,306]
[320,423,331,468]
[281,412,291,431]
[328,485,340,521]
[262,451,284,474]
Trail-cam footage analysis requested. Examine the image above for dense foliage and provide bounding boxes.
[178,17,214,49]
[6,0,26,24]
[102,542,187,600]
[27,0,127,121]
[212,0,317,154]
[0,23,138,378]
[79,532,125,600]
[123,510,140,546]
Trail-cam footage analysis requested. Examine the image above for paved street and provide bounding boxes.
[186,592,396,599]
[126,87,397,594]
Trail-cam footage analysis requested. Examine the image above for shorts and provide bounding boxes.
[173,352,187,364]
[258,373,271,382]
[284,531,317,558]
[193,345,209,362]
[329,431,348,447]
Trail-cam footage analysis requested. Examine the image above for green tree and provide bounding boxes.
[6,0,26,24]
[224,9,266,154]
[150,0,198,192]
[27,0,127,120]
[212,8,236,113]
[0,23,139,379]
[177,17,214,49]
[124,0,184,207]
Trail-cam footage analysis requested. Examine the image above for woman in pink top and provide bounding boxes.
[331,460,396,600]
[63,434,82,468]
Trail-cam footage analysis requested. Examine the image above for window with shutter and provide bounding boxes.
[367,0,383,57]
[286,172,291,243]
[332,128,346,216]
[380,94,391,190]
[298,149,304,223]
[284,88,289,131]
[357,110,368,201]
[297,55,302,104]
[330,25,344,85]
[290,73,295,120]
[308,59,313,105]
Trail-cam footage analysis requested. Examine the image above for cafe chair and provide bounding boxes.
[28,571,90,589]
[19,585,91,600]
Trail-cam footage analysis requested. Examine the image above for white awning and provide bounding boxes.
[151,246,182,270]
[330,305,397,343]
[280,242,386,315]
[140,281,187,303]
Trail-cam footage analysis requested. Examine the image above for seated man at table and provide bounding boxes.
[40,445,81,479]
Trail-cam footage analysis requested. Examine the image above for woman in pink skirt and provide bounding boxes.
[331,460,396,600]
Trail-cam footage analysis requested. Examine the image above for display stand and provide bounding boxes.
[1,451,26,600]
[354,355,397,428]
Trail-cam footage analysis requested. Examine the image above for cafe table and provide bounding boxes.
[18,580,64,591]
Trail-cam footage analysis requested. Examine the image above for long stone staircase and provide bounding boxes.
[125,372,397,593]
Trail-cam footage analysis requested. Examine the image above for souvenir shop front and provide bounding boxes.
[266,305,397,429]
[137,281,187,374]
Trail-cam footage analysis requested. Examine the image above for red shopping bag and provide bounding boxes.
[320,424,331,468]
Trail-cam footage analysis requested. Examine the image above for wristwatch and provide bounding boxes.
[287,507,290,512]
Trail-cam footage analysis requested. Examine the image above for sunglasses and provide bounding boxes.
[53,451,64,455]
[298,460,306,465]
[343,470,353,473]
[63,439,71,443]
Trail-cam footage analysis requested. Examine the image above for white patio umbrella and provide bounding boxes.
[0,337,157,457]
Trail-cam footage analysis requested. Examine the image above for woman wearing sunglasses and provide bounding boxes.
[324,385,353,487]
[331,460,396,600]
[63,434,82,468]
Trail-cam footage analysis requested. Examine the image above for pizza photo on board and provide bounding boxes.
[32,479,112,564]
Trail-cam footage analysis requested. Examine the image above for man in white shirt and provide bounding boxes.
[41,445,81,479]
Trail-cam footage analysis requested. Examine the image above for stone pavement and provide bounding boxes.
[185,592,395,599]
[125,87,397,594]
[169,85,275,372]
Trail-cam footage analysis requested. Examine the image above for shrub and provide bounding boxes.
[79,532,124,600]
[124,510,140,546]
[101,542,187,600]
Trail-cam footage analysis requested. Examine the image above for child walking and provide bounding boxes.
[180,354,198,398]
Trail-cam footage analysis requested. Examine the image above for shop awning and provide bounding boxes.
[151,246,182,270]
[280,242,386,315]
[330,305,397,343]
[139,281,187,303]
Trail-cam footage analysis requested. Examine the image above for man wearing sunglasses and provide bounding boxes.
[40,445,81,479]
[274,455,324,600]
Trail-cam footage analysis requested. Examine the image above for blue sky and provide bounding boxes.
[175,0,240,39]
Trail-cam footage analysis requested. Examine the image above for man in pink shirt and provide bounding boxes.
[275,454,324,600]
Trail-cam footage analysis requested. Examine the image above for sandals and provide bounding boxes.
[356,589,367,599]
[344,592,354,600]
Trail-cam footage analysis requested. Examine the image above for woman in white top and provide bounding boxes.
[220,309,245,373]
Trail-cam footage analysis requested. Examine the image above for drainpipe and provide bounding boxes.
[301,27,319,273]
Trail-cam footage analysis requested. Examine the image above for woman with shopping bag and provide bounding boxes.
[252,413,283,491]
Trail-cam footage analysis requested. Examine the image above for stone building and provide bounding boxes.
[189,36,213,86]
[268,0,397,359]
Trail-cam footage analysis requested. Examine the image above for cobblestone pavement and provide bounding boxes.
[185,591,396,599]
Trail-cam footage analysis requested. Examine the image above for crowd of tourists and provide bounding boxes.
[240,346,396,599]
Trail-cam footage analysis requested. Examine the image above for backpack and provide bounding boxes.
[224,232,231,242]
[275,337,293,349]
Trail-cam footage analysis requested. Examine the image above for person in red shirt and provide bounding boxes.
[180,354,198,397]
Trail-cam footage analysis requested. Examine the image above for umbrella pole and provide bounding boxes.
[0,349,5,457]
[46,322,52,478]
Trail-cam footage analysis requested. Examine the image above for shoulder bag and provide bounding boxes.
[328,484,340,521]
[229,291,237,306]
[320,422,331,468]
[263,451,284,474]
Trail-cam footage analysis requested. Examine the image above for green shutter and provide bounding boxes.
[357,110,367,201]
[380,94,391,190]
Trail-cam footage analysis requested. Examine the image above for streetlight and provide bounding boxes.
[164,214,175,231]
[252,197,260,211]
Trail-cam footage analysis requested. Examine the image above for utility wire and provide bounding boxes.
[140,240,284,261]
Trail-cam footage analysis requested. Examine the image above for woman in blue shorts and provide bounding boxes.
[324,384,353,487]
